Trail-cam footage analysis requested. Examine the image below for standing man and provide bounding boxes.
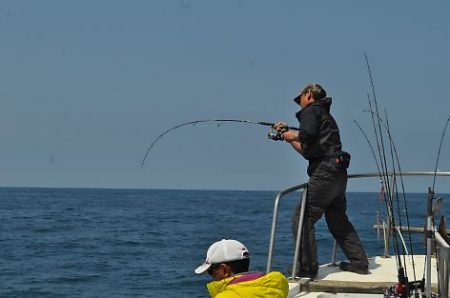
[274,83,369,278]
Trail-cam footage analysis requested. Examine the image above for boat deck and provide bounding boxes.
[288,255,437,297]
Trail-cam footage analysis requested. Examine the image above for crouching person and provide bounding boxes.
[195,239,289,298]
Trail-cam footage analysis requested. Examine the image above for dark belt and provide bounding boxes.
[307,151,351,175]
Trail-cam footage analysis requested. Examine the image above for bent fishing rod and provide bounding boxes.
[432,115,450,193]
[140,119,298,167]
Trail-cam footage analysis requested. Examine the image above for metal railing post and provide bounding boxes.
[266,192,283,273]
[384,220,391,257]
[291,187,308,279]
[331,241,338,265]
[266,183,307,273]
[438,246,450,298]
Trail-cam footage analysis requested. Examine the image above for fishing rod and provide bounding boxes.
[364,63,403,270]
[384,109,419,288]
[372,107,449,297]
[140,119,298,167]
[353,117,389,240]
[364,53,414,297]
[424,115,450,298]
[363,110,412,257]
[364,54,389,188]
[432,115,450,193]
[380,109,408,273]
[364,54,400,263]
[353,118,382,177]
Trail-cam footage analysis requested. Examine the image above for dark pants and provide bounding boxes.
[292,166,368,274]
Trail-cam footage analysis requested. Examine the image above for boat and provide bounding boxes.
[266,171,450,298]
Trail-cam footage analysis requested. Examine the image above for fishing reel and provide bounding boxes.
[268,124,289,141]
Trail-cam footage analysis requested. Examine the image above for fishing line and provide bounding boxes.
[140,118,298,167]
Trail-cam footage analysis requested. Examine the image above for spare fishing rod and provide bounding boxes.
[384,108,420,293]
[357,108,425,297]
[353,117,389,244]
[424,115,450,298]
[365,54,399,257]
[377,109,410,274]
[364,107,412,278]
[371,108,446,297]
[364,61,401,270]
[364,53,414,297]
[432,115,450,193]
[140,118,298,167]
[353,118,382,177]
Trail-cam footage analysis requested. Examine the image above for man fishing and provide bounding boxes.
[274,83,369,278]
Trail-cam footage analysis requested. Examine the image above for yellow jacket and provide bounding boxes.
[206,271,289,298]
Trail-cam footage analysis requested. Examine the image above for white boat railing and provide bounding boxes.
[266,171,450,296]
[436,233,450,297]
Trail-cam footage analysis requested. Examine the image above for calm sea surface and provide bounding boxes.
[1,188,447,297]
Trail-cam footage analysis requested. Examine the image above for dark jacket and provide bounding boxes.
[295,97,349,175]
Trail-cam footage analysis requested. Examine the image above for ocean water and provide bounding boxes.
[0,187,446,297]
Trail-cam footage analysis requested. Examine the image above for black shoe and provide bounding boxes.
[287,265,317,279]
[339,261,369,275]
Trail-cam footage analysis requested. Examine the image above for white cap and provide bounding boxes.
[194,239,250,274]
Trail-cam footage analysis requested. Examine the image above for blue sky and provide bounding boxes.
[1,1,449,192]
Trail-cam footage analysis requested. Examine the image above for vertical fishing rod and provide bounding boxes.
[425,115,450,298]
[353,118,382,177]
[385,108,438,296]
[384,110,405,270]
[368,97,397,245]
[367,89,402,268]
[367,108,412,296]
[362,108,422,294]
[365,91,388,240]
[365,53,391,197]
[368,107,408,293]
[366,97,394,248]
[367,92,391,206]
[384,110,402,244]
[353,118,389,246]
[384,109,419,290]
[364,53,409,296]
[364,110,418,255]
